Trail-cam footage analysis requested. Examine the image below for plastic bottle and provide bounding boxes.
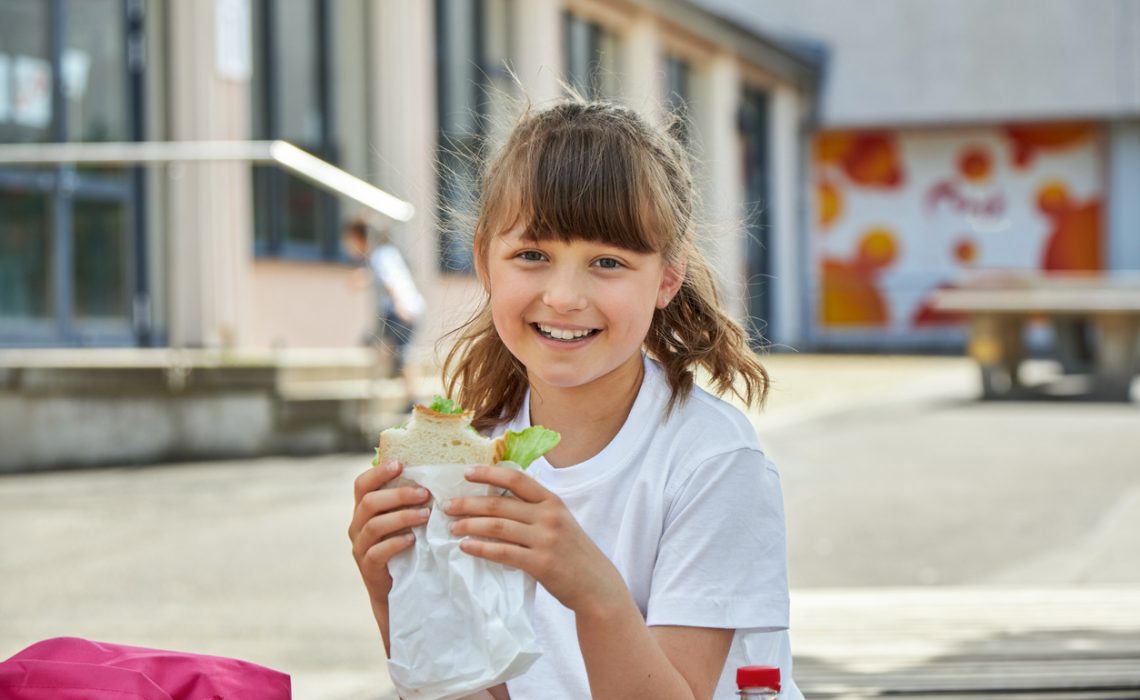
[736,665,780,698]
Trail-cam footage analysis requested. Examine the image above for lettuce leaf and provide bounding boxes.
[417,395,560,469]
[428,395,465,415]
[502,427,561,470]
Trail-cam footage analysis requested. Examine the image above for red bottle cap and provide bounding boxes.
[737,665,781,691]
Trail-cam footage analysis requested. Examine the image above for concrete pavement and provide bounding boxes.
[2,353,1138,698]
[759,366,1140,697]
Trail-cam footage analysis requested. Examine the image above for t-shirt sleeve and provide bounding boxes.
[646,448,790,632]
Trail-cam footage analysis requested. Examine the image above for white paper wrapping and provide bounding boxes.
[384,463,541,700]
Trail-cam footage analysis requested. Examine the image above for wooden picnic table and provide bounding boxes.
[932,274,1140,401]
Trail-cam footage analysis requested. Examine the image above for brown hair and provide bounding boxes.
[443,99,768,431]
[343,217,368,242]
[343,214,392,246]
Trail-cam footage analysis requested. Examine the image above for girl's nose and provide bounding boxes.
[542,270,587,313]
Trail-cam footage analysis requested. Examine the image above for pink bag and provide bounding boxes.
[0,637,291,699]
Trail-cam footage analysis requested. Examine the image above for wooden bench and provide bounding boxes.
[932,275,1140,401]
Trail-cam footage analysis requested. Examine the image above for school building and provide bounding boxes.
[0,0,821,469]
[0,0,820,356]
[701,0,1140,350]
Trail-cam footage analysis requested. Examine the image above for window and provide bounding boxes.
[563,12,620,100]
[251,0,367,260]
[0,0,140,346]
[435,0,514,273]
[664,54,692,146]
[739,86,771,348]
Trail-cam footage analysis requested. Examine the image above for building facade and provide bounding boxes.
[700,0,1140,349]
[0,0,820,358]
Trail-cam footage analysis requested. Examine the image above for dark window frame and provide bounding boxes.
[563,11,602,100]
[664,53,692,146]
[435,0,495,274]
[0,0,145,348]
[739,85,771,349]
[251,0,341,262]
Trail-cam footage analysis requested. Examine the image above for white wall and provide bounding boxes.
[1109,120,1140,271]
[697,0,1140,127]
[769,84,806,345]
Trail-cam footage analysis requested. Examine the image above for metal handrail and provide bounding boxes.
[0,140,414,222]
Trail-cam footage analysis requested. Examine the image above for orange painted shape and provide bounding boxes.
[815,132,854,164]
[820,228,900,328]
[843,132,905,188]
[1042,200,1103,271]
[858,228,899,269]
[958,147,992,182]
[817,180,843,229]
[954,239,978,265]
[1005,122,1095,168]
[814,130,905,189]
[1036,180,1071,216]
[820,259,890,327]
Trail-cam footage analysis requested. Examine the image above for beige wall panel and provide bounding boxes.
[371,0,439,333]
[623,13,664,125]
[167,0,253,349]
[698,54,746,323]
[514,0,563,102]
[415,275,487,369]
[251,260,371,348]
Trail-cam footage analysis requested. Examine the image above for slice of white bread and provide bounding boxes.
[378,405,506,467]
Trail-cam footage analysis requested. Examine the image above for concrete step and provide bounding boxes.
[791,587,1140,698]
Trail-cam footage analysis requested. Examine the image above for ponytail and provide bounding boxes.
[442,306,529,433]
[648,248,769,414]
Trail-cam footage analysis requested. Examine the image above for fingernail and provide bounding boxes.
[387,461,400,473]
[448,522,458,535]
[442,499,455,513]
[464,467,477,478]
[415,487,429,499]
[417,508,430,519]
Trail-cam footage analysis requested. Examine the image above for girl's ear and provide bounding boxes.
[656,259,687,309]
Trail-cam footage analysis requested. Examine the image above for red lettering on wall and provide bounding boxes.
[924,180,1006,220]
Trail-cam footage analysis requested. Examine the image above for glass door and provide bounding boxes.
[0,0,141,347]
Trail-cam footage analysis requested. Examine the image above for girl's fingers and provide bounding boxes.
[364,505,432,542]
[464,465,549,503]
[348,484,430,540]
[443,493,534,523]
[359,531,417,569]
[458,537,532,572]
[450,516,536,548]
[353,461,404,505]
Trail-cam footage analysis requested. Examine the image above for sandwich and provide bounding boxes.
[374,396,560,470]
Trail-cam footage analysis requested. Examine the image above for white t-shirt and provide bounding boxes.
[496,355,801,699]
[368,244,425,320]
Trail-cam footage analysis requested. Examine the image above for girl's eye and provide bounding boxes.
[517,250,546,262]
[593,257,623,270]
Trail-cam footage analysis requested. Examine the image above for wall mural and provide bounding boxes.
[812,122,1104,339]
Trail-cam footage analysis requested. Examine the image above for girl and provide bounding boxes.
[349,100,799,699]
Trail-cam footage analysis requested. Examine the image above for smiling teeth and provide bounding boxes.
[537,324,594,340]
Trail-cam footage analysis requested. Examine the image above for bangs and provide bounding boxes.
[516,123,662,253]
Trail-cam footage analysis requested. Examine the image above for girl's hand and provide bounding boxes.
[444,466,628,615]
[348,461,432,605]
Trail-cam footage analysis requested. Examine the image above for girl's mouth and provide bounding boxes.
[532,323,600,342]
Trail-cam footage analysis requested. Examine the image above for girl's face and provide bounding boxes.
[486,225,684,396]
